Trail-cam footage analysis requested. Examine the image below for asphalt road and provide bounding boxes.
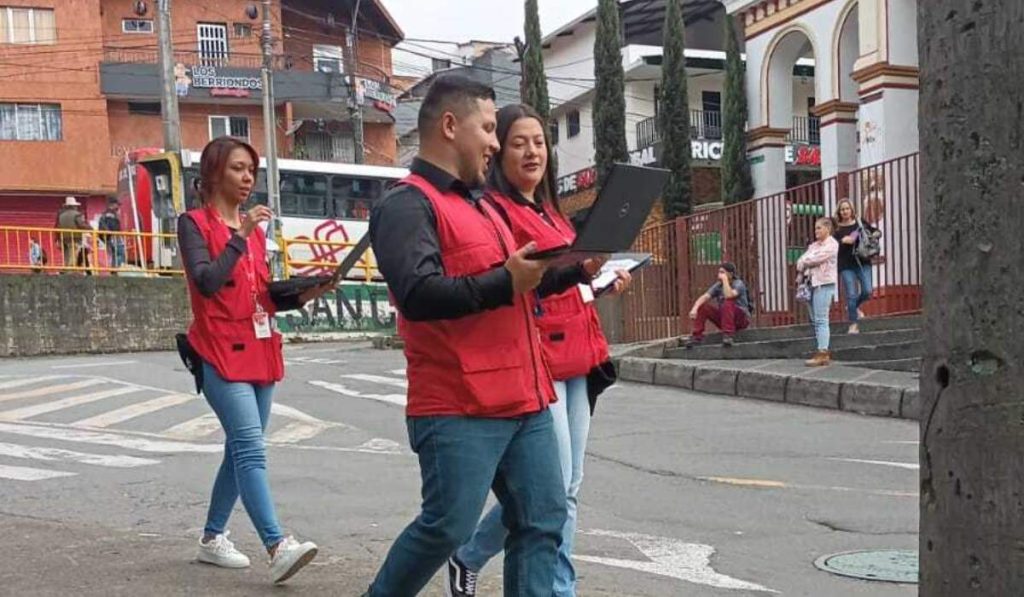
[0,343,918,596]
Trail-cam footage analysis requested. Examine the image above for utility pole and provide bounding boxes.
[260,0,284,279]
[349,0,365,164]
[156,0,181,152]
[920,0,1024,594]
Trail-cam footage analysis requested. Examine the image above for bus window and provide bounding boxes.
[244,170,268,210]
[184,168,202,210]
[331,176,382,220]
[280,173,327,218]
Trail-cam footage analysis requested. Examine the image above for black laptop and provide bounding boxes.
[529,162,670,264]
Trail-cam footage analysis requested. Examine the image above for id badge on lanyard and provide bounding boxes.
[245,253,272,339]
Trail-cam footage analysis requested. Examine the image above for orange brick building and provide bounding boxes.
[0,0,403,226]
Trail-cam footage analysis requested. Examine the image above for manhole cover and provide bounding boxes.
[814,549,918,584]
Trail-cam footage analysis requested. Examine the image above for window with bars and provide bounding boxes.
[0,103,62,141]
[209,116,249,141]
[567,109,581,139]
[313,44,344,74]
[1,6,56,44]
[197,23,229,66]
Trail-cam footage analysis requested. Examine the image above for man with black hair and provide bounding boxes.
[684,261,751,347]
[364,76,567,596]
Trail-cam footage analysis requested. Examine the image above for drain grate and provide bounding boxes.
[814,549,918,584]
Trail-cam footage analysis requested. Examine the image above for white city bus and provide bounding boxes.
[116,148,408,278]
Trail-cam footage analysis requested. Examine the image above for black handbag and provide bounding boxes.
[175,333,204,395]
[586,360,618,415]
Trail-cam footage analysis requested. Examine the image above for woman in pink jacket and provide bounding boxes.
[797,217,839,366]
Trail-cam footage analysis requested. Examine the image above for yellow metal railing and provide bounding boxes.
[281,237,380,283]
[1,226,381,281]
[0,226,181,276]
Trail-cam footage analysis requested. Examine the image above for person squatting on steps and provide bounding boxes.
[683,262,752,348]
[177,136,335,584]
[797,217,840,367]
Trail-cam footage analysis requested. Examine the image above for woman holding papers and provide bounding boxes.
[446,104,630,597]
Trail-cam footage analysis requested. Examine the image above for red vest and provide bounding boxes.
[487,191,610,380]
[396,175,555,417]
[185,207,284,385]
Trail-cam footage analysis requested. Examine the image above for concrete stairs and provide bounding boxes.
[668,315,922,373]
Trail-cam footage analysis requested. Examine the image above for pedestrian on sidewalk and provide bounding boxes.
[177,136,334,584]
[797,217,839,366]
[683,262,751,348]
[98,197,126,270]
[55,197,90,273]
[833,199,879,335]
[28,237,46,273]
[363,77,566,597]
[447,103,631,597]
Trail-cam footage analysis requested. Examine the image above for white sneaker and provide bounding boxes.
[197,531,251,569]
[269,536,318,584]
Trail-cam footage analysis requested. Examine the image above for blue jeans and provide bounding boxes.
[107,240,126,268]
[201,363,284,549]
[840,266,872,322]
[457,377,591,596]
[811,284,836,351]
[368,410,567,597]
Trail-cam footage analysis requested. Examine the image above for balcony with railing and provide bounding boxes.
[636,112,822,151]
[635,110,725,149]
[99,45,348,105]
[786,115,821,145]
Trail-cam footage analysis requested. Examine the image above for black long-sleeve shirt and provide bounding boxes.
[369,159,587,322]
[177,214,301,312]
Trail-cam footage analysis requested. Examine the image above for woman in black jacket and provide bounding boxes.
[833,199,879,334]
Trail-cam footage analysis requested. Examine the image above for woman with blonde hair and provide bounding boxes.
[833,199,879,334]
[797,217,839,366]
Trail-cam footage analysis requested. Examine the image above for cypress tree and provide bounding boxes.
[721,15,754,204]
[522,0,550,121]
[658,0,693,218]
[592,0,628,187]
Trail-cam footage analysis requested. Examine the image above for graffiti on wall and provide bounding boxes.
[276,283,395,334]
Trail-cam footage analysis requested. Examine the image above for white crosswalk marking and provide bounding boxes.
[0,463,76,481]
[71,394,194,429]
[0,386,139,421]
[160,414,223,441]
[389,369,406,376]
[0,378,105,404]
[0,441,159,468]
[0,375,67,391]
[268,421,329,444]
[343,374,408,388]
[0,422,220,453]
[310,380,407,406]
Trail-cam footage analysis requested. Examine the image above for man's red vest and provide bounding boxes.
[185,207,284,385]
[487,191,610,381]
[396,175,555,417]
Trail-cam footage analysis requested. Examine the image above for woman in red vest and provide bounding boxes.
[449,104,631,597]
[177,137,330,584]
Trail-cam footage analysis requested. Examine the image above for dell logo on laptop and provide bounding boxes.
[618,202,631,218]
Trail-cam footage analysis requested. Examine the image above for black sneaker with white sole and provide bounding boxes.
[722,336,734,347]
[445,555,478,597]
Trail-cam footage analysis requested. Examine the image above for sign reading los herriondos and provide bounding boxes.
[190,66,263,91]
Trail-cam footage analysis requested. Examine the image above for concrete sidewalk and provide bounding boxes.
[617,356,920,421]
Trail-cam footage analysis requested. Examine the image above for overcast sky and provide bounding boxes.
[384,0,599,76]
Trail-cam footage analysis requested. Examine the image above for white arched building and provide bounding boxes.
[724,0,918,197]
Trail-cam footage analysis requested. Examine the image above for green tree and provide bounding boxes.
[721,15,754,204]
[658,0,693,218]
[592,0,628,187]
[522,0,550,121]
